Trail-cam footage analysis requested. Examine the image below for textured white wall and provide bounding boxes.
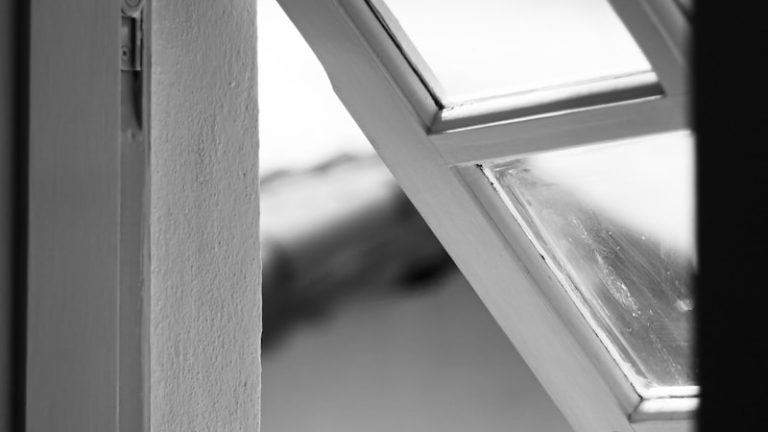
[151,0,261,430]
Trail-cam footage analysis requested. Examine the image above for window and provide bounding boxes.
[369,0,660,116]
[274,0,694,431]
[483,131,696,395]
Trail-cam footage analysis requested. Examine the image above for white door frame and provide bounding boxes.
[27,0,263,430]
[26,0,150,430]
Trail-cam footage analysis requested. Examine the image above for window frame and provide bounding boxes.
[275,0,694,431]
[365,0,678,134]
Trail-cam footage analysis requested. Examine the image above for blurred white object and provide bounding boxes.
[258,0,373,176]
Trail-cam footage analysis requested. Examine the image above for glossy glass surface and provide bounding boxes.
[485,131,696,394]
[372,0,655,106]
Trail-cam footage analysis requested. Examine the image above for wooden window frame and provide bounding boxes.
[275,0,694,431]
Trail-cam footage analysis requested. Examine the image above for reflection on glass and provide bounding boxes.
[372,0,655,106]
[485,131,696,395]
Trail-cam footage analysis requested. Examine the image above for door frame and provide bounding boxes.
[26,0,150,430]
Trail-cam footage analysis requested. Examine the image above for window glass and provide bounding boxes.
[484,131,696,395]
[371,0,656,107]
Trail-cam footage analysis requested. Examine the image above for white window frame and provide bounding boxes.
[275,1,694,431]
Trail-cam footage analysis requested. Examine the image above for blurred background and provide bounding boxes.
[258,0,573,430]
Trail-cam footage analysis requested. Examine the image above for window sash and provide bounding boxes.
[349,0,688,136]
[275,0,694,430]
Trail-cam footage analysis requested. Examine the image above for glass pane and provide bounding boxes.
[484,131,696,395]
[372,0,655,106]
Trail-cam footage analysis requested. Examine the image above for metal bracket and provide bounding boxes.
[120,0,144,71]
[120,0,145,124]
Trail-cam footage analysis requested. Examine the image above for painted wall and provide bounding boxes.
[151,0,261,430]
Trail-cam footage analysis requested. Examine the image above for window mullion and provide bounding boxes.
[432,94,688,166]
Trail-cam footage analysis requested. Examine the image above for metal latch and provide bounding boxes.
[120,0,144,71]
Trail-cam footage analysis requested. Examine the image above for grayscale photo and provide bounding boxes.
[4,0,764,431]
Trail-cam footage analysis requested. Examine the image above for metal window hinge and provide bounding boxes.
[120,0,146,131]
[121,0,144,71]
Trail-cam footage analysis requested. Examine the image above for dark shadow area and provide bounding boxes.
[695,1,768,430]
[4,0,29,430]
[11,0,29,429]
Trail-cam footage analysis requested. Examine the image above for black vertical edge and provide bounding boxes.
[695,1,768,431]
[11,0,30,429]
